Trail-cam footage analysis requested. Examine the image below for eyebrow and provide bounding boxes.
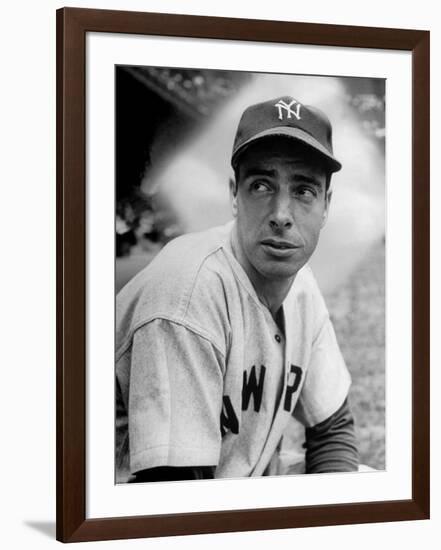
[242,168,277,179]
[294,174,323,187]
[242,168,323,187]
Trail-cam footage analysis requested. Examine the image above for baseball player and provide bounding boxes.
[115,95,359,483]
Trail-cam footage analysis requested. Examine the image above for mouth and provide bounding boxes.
[261,238,298,250]
[260,238,300,258]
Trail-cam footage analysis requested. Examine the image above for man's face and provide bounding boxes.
[231,138,331,284]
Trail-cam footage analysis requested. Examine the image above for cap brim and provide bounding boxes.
[232,126,342,173]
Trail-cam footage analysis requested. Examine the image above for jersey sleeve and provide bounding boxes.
[127,318,225,474]
[294,315,351,428]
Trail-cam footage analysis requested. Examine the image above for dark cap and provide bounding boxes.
[231,95,342,173]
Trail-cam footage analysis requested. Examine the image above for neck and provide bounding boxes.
[250,275,293,318]
[230,224,295,319]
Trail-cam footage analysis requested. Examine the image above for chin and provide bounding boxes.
[258,261,304,281]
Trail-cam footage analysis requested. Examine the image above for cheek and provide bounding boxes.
[237,197,263,227]
[297,210,325,244]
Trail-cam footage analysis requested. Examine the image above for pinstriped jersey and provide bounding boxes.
[115,222,350,482]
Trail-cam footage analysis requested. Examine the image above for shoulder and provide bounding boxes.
[291,265,325,301]
[287,264,329,331]
[116,223,234,354]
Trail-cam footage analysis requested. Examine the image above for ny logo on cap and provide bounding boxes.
[274,99,302,121]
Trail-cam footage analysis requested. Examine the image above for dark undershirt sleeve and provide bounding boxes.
[128,466,216,483]
[304,398,359,474]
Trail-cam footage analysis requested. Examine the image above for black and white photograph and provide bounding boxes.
[115,66,386,484]
[1,0,434,546]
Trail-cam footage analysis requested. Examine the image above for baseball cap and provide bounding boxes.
[231,95,342,173]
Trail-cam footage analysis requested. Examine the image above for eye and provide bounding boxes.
[295,186,317,201]
[249,180,272,193]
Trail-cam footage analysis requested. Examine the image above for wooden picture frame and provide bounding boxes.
[56,7,430,542]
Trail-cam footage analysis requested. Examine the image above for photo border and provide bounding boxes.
[56,7,430,542]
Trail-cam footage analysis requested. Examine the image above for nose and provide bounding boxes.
[269,191,293,230]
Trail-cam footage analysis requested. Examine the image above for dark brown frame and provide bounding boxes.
[56,7,430,543]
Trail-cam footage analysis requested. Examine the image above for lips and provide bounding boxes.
[260,238,301,259]
[260,238,298,250]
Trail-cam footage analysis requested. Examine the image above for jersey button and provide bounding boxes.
[275,334,281,343]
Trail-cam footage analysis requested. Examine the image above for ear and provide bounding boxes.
[321,188,332,228]
[229,176,238,217]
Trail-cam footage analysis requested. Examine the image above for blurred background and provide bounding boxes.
[115,66,385,470]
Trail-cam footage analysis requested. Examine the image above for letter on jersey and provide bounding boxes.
[242,365,266,413]
[283,364,303,411]
[220,395,239,436]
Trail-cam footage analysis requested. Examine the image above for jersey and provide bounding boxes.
[115,221,351,482]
